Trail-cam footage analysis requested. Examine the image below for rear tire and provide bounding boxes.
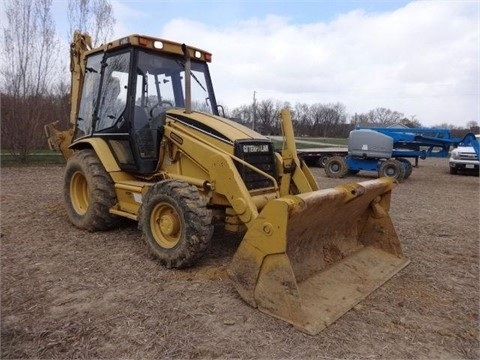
[64,149,120,231]
[396,158,413,179]
[378,159,406,181]
[318,155,330,168]
[324,156,348,178]
[139,180,213,268]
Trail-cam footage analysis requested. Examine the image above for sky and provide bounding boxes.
[30,1,480,127]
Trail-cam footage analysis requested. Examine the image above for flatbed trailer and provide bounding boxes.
[297,147,348,167]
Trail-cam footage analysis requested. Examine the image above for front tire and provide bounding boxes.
[396,158,413,179]
[378,159,406,181]
[64,149,120,231]
[324,156,348,178]
[139,180,213,268]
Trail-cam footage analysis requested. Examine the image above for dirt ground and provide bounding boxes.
[1,158,479,359]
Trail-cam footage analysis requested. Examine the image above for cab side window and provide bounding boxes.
[75,53,102,139]
[96,52,130,131]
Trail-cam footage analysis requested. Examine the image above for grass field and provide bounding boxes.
[0,152,65,166]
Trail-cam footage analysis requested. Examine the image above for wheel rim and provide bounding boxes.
[330,162,340,173]
[384,165,398,177]
[70,171,89,215]
[321,156,330,167]
[150,202,181,249]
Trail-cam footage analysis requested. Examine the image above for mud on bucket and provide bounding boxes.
[228,177,410,335]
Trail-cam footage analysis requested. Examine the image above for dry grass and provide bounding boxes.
[1,158,479,359]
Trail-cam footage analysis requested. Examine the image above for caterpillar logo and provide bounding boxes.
[242,144,269,153]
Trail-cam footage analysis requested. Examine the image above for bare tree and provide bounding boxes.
[352,113,370,126]
[255,99,288,135]
[293,103,310,136]
[466,120,479,134]
[68,0,116,46]
[231,105,253,127]
[2,0,58,97]
[354,107,406,127]
[255,99,276,135]
[307,102,347,137]
[1,0,60,161]
[367,107,404,125]
[399,115,422,128]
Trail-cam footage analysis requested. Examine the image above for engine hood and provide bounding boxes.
[453,146,476,154]
[166,108,268,144]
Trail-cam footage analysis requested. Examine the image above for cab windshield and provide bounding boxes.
[134,49,218,116]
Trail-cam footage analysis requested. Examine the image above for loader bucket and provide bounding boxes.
[228,177,409,335]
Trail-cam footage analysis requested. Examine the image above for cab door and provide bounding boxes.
[89,50,141,171]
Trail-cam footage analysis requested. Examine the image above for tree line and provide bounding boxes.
[226,99,478,138]
[1,0,478,162]
[0,0,115,161]
[228,100,420,138]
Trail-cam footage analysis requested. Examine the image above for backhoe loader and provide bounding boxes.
[46,32,409,335]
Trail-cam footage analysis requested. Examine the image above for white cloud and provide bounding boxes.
[111,0,150,38]
[158,1,478,127]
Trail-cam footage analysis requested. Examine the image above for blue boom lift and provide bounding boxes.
[324,127,478,181]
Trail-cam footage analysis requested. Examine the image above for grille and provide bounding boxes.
[234,140,277,190]
[459,152,478,161]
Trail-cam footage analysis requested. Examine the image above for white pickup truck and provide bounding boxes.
[449,134,480,175]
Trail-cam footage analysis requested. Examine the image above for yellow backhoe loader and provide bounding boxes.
[46,32,409,335]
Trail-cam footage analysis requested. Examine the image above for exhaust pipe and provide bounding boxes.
[181,44,192,114]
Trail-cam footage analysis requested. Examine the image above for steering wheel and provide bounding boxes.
[149,100,174,118]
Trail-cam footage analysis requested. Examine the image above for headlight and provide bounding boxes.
[451,151,459,159]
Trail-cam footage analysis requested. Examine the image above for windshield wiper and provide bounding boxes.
[176,60,207,92]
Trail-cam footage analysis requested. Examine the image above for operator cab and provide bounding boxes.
[73,36,218,174]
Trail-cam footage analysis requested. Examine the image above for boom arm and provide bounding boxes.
[69,31,92,126]
[45,31,92,159]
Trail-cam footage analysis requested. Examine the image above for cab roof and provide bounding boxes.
[85,34,212,63]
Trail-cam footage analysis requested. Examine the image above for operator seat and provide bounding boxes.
[133,105,163,162]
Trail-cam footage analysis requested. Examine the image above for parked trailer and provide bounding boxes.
[297,147,348,167]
